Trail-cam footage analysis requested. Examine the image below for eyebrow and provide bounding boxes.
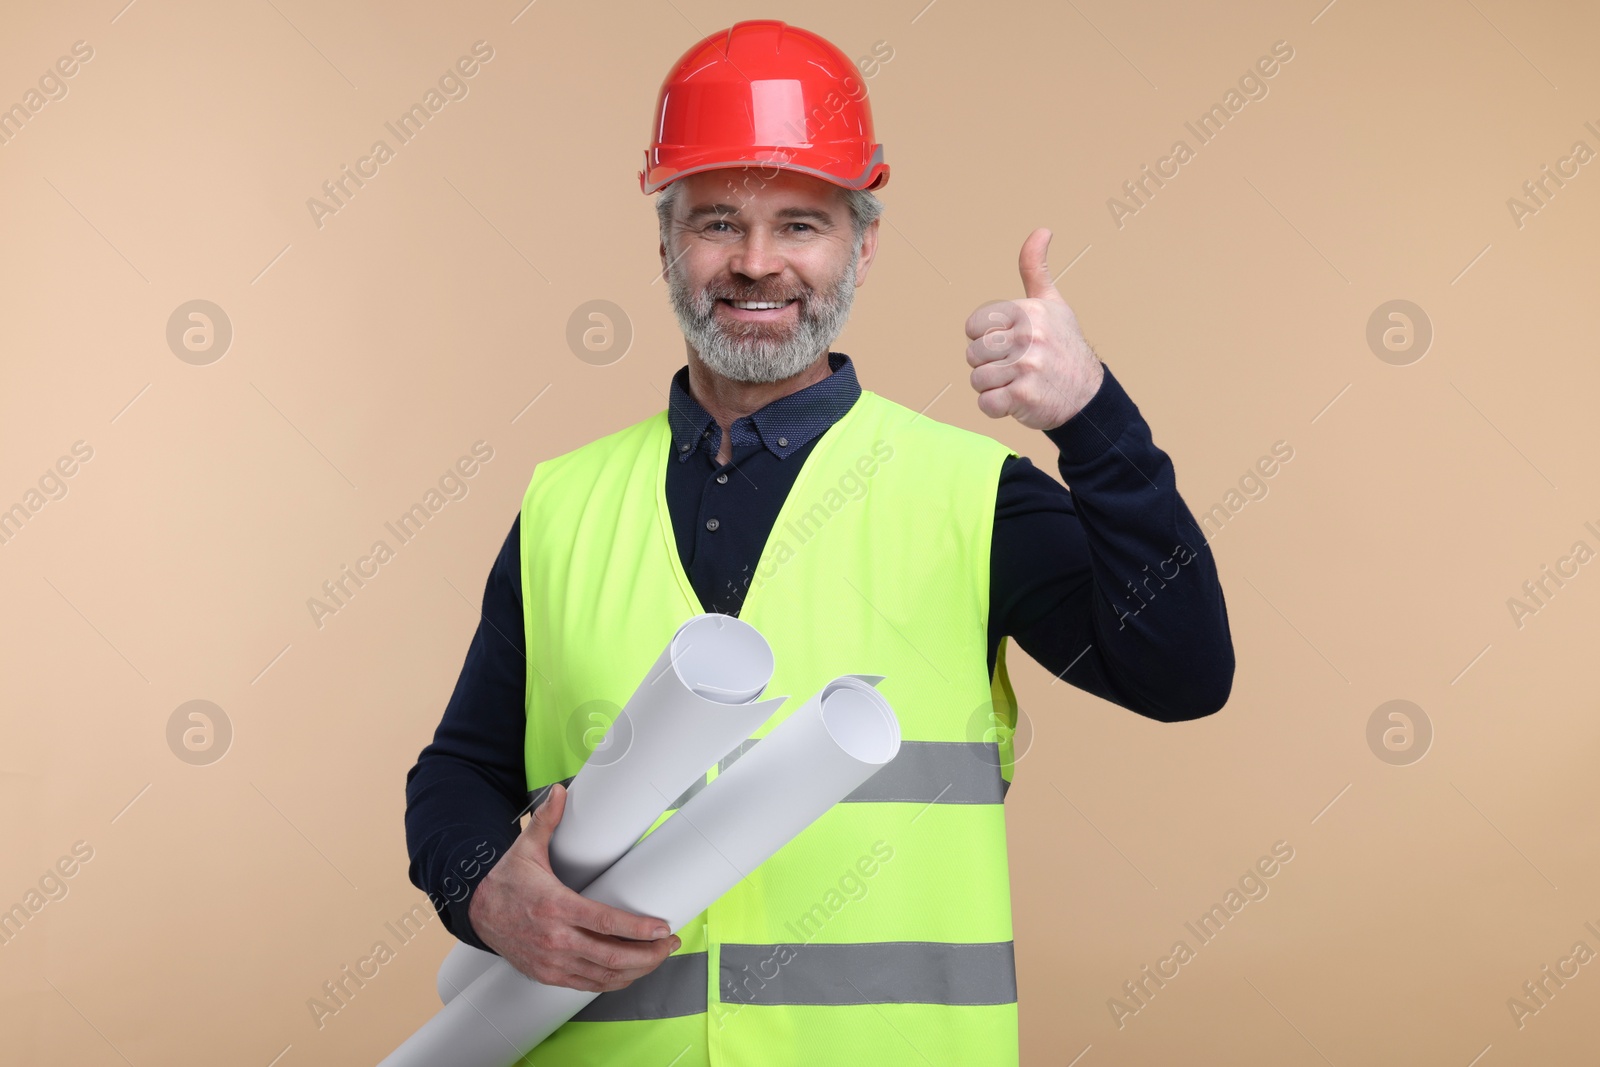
[682,203,836,225]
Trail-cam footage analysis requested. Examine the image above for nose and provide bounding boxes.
[728,225,783,283]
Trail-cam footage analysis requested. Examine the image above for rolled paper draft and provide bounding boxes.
[580,674,898,930]
[381,674,900,1067]
[435,612,787,1005]
[551,612,789,892]
[435,943,498,1005]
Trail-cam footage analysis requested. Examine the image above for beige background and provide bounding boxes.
[2,0,1597,1064]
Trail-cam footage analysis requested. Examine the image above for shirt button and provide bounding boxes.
[705,518,720,531]
[777,436,788,447]
[679,443,690,453]
[716,473,729,484]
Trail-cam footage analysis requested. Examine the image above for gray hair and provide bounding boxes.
[656,177,883,256]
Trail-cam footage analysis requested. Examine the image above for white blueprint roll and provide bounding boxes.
[435,942,499,1004]
[581,674,898,930]
[550,612,790,892]
[381,673,901,1067]
[434,612,787,1005]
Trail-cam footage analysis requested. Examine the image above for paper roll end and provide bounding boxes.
[671,614,776,704]
[818,679,901,766]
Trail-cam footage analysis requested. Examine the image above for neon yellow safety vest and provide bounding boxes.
[517,387,1023,1066]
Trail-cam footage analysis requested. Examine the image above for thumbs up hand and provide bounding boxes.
[964,228,1104,432]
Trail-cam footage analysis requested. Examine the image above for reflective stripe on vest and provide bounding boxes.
[570,940,1017,1024]
[720,941,1018,1005]
[517,388,1023,1067]
[530,738,1013,815]
[572,953,709,1022]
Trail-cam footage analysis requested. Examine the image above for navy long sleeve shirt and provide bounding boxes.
[405,352,1233,952]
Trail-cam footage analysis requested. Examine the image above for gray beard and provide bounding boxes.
[667,251,858,384]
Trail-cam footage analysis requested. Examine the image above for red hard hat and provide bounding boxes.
[639,20,889,195]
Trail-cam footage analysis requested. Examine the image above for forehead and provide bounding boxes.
[674,168,846,218]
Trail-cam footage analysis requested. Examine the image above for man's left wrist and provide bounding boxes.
[1044,361,1105,433]
[1043,359,1135,463]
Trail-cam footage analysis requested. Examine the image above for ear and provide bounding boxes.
[852,218,881,286]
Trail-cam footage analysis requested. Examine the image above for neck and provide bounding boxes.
[686,348,834,463]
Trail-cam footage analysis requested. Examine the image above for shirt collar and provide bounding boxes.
[667,352,860,462]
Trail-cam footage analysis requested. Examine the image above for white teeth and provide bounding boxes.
[728,300,791,309]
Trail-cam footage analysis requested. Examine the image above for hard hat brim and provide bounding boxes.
[640,145,888,196]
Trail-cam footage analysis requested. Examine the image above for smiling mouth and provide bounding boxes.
[716,297,800,323]
[719,298,798,310]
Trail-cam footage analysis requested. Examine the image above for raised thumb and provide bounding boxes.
[1018,227,1065,303]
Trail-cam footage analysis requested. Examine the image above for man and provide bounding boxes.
[404,19,1233,1065]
